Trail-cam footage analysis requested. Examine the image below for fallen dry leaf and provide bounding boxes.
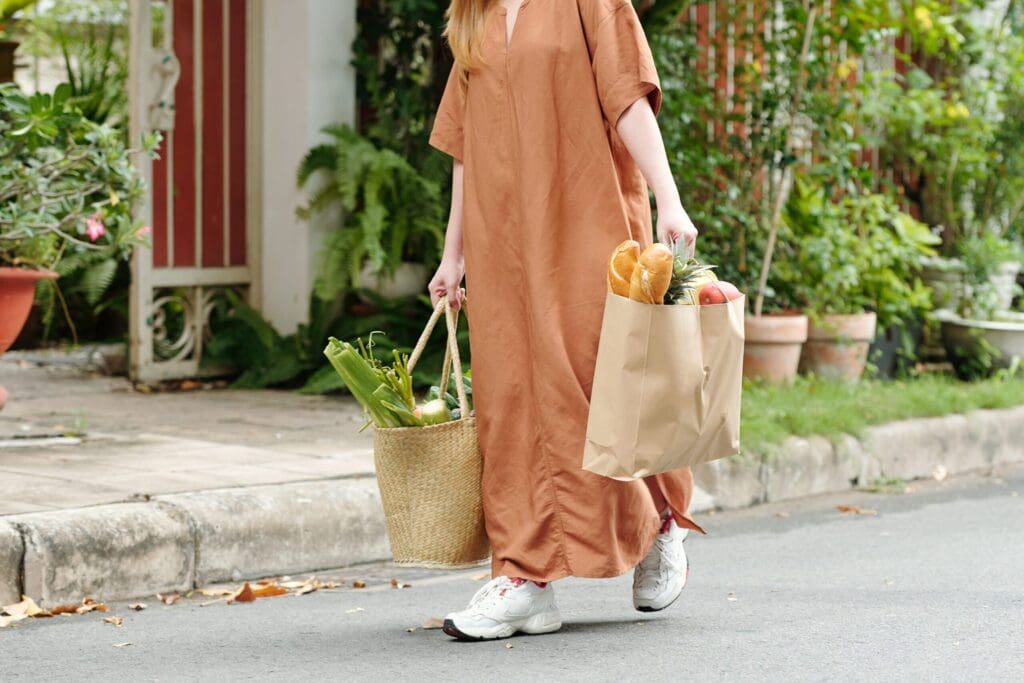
[76,598,108,615]
[128,604,147,612]
[0,614,28,628]
[836,505,878,516]
[933,465,949,482]
[727,592,738,602]
[48,604,81,616]
[390,579,399,588]
[197,588,235,597]
[112,642,132,648]
[252,584,288,599]
[421,617,444,630]
[295,584,318,596]
[406,628,416,633]
[103,616,125,627]
[505,643,514,649]
[774,511,790,518]
[156,593,181,606]
[229,582,256,604]
[3,596,47,618]
[345,607,365,614]
[3,598,38,618]
[352,580,366,589]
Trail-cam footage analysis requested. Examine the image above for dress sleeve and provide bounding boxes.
[429,65,466,162]
[578,0,662,127]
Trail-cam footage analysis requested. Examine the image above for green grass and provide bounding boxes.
[741,374,1024,450]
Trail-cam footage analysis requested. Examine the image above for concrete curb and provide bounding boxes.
[693,406,1024,510]
[2,407,1024,605]
[1,521,23,604]
[156,479,390,586]
[14,504,195,606]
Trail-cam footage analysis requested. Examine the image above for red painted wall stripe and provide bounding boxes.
[151,138,169,267]
[172,0,196,268]
[228,0,248,267]
[201,0,225,268]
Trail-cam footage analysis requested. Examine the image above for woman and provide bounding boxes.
[428,0,704,641]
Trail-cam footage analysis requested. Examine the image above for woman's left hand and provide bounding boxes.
[657,205,699,257]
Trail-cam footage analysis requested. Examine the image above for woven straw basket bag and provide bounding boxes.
[373,296,490,568]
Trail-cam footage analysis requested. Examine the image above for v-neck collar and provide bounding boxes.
[499,0,531,49]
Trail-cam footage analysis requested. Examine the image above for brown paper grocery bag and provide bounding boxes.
[583,293,745,480]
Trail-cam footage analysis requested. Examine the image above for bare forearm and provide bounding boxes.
[444,161,466,262]
[615,97,681,211]
[616,96,698,250]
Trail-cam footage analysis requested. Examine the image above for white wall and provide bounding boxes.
[258,0,357,334]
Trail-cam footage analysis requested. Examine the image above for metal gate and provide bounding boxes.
[128,0,260,382]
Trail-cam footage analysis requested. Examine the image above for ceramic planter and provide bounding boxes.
[0,267,59,410]
[989,261,1022,312]
[937,310,1024,378]
[799,312,878,382]
[356,262,430,301]
[743,313,809,384]
[919,257,967,313]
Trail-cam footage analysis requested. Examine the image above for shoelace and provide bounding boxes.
[466,576,520,613]
[636,527,683,590]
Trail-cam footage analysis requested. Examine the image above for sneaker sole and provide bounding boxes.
[442,611,563,641]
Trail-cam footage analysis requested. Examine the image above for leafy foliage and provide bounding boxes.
[772,181,938,328]
[296,125,445,301]
[352,0,451,186]
[0,83,153,274]
[203,289,469,394]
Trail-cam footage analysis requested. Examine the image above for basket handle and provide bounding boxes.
[406,294,470,418]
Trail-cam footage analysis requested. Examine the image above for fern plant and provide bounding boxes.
[296,124,445,301]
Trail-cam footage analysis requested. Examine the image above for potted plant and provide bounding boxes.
[858,196,939,377]
[0,0,39,83]
[774,184,935,381]
[935,234,1024,379]
[297,125,445,305]
[0,83,154,407]
[957,232,1022,316]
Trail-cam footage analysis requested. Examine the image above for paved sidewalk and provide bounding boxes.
[0,356,374,515]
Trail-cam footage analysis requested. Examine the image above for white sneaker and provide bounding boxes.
[443,576,563,641]
[633,516,690,612]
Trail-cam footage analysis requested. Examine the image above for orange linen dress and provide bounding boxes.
[429,0,704,583]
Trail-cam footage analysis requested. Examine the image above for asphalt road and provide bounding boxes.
[3,466,1023,682]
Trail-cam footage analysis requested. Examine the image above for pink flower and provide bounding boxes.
[85,213,106,242]
[135,226,152,238]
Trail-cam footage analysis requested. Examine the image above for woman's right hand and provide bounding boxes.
[429,254,466,311]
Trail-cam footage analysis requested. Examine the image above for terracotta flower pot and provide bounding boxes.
[0,267,59,410]
[799,312,878,382]
[743,313,809,384]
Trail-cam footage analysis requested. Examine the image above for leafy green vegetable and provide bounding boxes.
[324,336,423,429]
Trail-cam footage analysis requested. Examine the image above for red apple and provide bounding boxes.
[698,281,743,305]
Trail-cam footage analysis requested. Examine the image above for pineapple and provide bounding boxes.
[666,258,718,305]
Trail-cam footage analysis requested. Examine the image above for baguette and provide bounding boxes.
[629,244,674,304]
[607,240,641,298]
